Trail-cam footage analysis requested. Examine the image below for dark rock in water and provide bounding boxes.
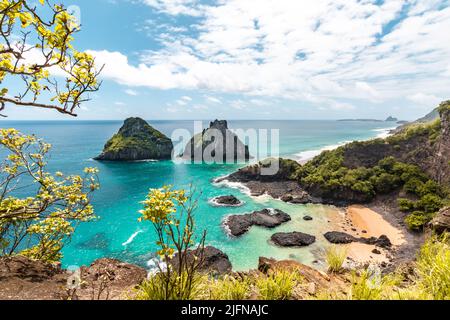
[212,195,243,206]
[271,232,316,247]
[95,117,173,161]
[182,120,250,162]
[324,231,357,244]
[429,207,450,235]
[303,216,313,221]
[78,232,109,250]
[171,246,232,275]
[372,249,382,255]
[224,209,291,237]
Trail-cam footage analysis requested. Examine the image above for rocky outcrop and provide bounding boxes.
[429,207,450,235]
[182,120,250,162]
[210,195,243,207]
[95,117,173,161]
[224,209,291,237]
[271,232,316,247]
[324,232,392,248]
[0,256,147,300]
[171,246,232,275]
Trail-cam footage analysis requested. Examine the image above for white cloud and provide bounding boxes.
[125,89,139,96]
[407,93,442,106]
[91,0,450,110]
[205,96,222,104]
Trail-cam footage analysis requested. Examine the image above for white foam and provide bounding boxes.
[208,197,245,207]
[373,127,396,139]
[213,178,252,196]
[294,141,351,162]
[122,230,143,246]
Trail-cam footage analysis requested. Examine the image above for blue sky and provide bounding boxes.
[3,0,450,120]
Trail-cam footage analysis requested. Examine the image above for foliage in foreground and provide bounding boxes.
[0,129,99,262]
[325,245,347,274]
[138,186,206,300]
[319,235,450,300]
[0,0,102,117]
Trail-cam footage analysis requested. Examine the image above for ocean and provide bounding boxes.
[0,120,396,271]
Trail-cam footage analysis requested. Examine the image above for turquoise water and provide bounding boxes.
[0,120,396,271]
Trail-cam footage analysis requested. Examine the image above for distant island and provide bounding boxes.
[338,115,400,122]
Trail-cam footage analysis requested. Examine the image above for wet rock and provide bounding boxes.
[211,195,243,206]
[271,232,316,247]
[224,209,291,237]
[303,216,313,221]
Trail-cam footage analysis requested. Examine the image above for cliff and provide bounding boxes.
[182,120,250,162]
[95,118,173,161]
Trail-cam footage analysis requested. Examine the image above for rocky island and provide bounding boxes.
[95,117,173,161]
[182,120,251,162]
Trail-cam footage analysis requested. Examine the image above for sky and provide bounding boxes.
[2,0,450,120]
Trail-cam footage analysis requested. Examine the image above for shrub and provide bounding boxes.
[404,211,434,231]
[256,271,302,300]
[398,198,416,212]
[326,246,347,274]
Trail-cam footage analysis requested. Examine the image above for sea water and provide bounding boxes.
[0,120,396,270]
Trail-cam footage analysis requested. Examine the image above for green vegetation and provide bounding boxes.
[136,186,207,300]
[255,270,302,300]
[0,0,102,117]
[438,100,450,113]
[0,129,99,262]
[325,246,347,274]
[207,275,251,300]
[293,120,448,230]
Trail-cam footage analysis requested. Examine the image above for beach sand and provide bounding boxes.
[339,205,406,266]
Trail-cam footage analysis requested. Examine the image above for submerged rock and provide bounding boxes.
[224,209,291,237]
[181,120,250,162]
[271,232,316,247]
[95,117,173,161]
[211,195,243,207]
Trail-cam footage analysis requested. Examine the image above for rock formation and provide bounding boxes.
[271,232,316,247]
[0,256,147,300]
[182,120,250,162]
[170,246,232,275]
[210,195,243,207]
[95,117,173,161]
[224,209,291,237]
[429,207,450,235]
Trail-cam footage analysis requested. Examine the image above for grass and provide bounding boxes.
[415,235,450,300]
[207,276,251,300]
[135,271,206,300]
[255,270,302,300]
[325,246,348,274]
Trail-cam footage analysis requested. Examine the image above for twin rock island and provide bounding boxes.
[95,117,250,162]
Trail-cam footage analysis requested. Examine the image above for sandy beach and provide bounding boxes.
[339,205,406,266]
